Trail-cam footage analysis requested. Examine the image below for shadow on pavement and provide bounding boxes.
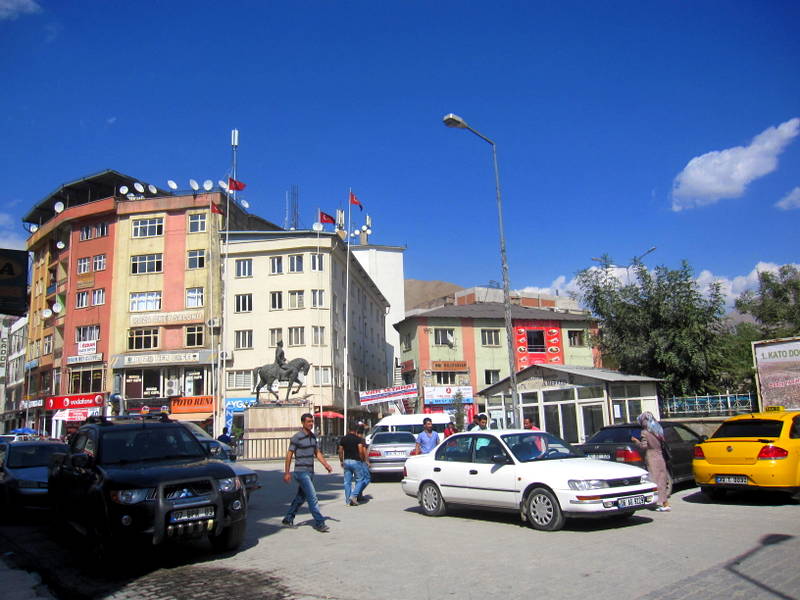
[681,488,798,506]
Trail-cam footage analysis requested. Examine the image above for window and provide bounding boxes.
[80,225,93,241]
[434,328,455,346]
[526,330,545,353]
[71,367,104,394]
[187,249,206,269]
[311,253,324,271]
[481,329,500,346]
[289,254,303,273]
[188,213,207,233]
[313,366,331,385]
[435,435,473,462]
[132,217,164,237]
[436,371,456,385]
[311,289,325,308]
[484,369,500,385]
[128,328,159,350]
[76,325,100,342]
[130,291,162,312]
[186,325,204,347]
[235,330,253,349]
[93,254,106,271]
[289,290,305,309]
[312,326,325,345]
[186,287,204,308]
[235,294,253,313]
[269,328,282,347]
[270,291,283,310]
[76,291,88,309]
[43,335,53,355]
[77,257,90,274]
[95,222,108,237]
[288,326,304,346]
[227,370,253,389]
[92,288,105,305]
[568,330,585,347]
[131,253,163,274]
[270,256,283,274]
[235,258,252,278]
[402,333,412,351]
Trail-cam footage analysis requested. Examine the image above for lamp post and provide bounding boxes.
[443,113,520,428]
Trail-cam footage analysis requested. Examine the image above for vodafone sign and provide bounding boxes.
[46,393,106,411]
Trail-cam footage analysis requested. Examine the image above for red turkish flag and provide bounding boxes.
[349,191,363,210]
[228,177,246,191]
[211,203,224,215]
[319,211,335,224]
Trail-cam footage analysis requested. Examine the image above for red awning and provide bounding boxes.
[315,411,344,419]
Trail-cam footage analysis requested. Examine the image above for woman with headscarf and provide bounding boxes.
[631,411,671,512]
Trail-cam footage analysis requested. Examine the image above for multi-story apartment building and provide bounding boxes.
[0,316,26,431]
[394,302,597,424]
[221,230,389,431]
[22,170,278,436]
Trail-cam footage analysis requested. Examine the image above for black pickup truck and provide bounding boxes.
[49,416,248,555]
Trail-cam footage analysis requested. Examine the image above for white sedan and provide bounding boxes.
[402,429,657,531]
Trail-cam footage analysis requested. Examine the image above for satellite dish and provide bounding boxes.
[361,225,368,231]
[30,224,38,233]
[119,185,129,195]
[312,223,323,232]
[52,302,63,314]
[54,201,65,213]
[56,241,65,249]
[147,184,158,194]
[203,179,213,191]
[134,182,145,193]
[189,179,199,191]
[240,199,250,209]
[366,229,372,235]
[42,308,53,319]
[218,180,228,190]
[167,180,178,190]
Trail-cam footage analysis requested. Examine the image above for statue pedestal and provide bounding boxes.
[244,402,308,439]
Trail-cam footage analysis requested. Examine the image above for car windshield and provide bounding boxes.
[712,419,784,439]
[7,444,66,468]
[502,432,583,462]
[586,427,641,443]
[371,432,416,445]
[100,427,206,464]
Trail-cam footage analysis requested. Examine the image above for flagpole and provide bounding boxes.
[343,189,352,428]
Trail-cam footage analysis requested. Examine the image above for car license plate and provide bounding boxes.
[170,506,215,523]
[386,451,406,457]
[716,475,748,485]
[617,495,647,508]
[587,453,611,460]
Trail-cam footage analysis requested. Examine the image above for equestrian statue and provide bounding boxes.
[253,340,311,403]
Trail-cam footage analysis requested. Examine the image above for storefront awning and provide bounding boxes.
[53,408,101,421]
[169,412,212,422]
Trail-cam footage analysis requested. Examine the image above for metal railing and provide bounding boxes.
[238,435,340,461]
[661,393,753,418]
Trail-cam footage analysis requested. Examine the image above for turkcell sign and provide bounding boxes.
[359,384,418,406]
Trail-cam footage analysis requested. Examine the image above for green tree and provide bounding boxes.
[716,322,762,393]
[735,264,800,338]
[575,258,726,397]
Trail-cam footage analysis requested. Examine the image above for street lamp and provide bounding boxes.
[627,246,656,281]
[443,113,520,428]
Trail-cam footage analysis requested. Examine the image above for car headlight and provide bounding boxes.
[641,474,652,484]
[243,474,258,486]
[217,477,241,492]
[568,479,610,491]
[110,488,152,504]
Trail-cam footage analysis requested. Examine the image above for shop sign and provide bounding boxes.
[78,340,97,355]
[423,385,474,405]
[171,396,213,413]
[122,351,200,366]
[401,360,415,373]
[129,310,204,327]
[359,384,418,406]
[66,353,103,365]
[225,397,258,413]
[46,393,106,411]
[24,359,39,371]
[53,407,101,421]
[431,361,468,371]
[21,399,43,409]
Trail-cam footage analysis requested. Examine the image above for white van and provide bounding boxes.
[365,414,453,445]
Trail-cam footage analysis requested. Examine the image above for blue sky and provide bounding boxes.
[2,0,798,306]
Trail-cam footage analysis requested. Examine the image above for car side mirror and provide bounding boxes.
[71,452,93,469]
[699,434,708,442]
[492,453,511,464]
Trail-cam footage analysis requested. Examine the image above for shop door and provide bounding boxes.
[580,404,605,443]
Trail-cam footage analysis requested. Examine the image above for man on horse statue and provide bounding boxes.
[253,343,312,403]
[275,340,290,378]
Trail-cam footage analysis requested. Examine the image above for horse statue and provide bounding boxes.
[253,358,312,403]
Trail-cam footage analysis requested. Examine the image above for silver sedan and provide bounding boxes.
[368,432,418,475]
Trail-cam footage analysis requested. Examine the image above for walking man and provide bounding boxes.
[355,424,371,502]
[338,423,366,506]
[414,417,440,455]
[282,413,333,532]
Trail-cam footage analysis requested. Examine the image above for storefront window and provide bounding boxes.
[70,368,104,393]
[543,388,573,403]
[577,385,604,400]
[184,370,204,396]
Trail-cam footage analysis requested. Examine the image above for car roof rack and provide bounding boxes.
[82,413,174,426]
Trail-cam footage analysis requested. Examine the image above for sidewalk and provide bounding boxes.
[0,553,56,599]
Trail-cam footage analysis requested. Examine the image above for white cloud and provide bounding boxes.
[671,117,800,211]
[0,0,41,20]
[106,116,117,125]
[775,186,800,210]
[0,211,26,250]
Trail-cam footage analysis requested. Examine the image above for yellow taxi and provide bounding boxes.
[693,410,800,500]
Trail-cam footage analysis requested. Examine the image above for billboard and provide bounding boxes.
[753,337,800,410]
[359,384,418,406]
[423,385,474,405]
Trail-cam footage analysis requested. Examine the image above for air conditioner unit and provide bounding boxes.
[164,378,181,397]
[206,317,221,328]
[220,350,234,360]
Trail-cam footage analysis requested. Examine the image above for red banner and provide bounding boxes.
[46,393,106,411]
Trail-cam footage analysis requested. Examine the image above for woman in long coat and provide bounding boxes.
[631,411,671,512]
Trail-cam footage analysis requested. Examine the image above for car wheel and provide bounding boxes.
[210,519,246,553]
[700,486,726,501]
[419,482,447,516]
[526,487,565,531]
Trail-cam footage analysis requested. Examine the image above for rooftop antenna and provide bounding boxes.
[54,201,65,214]
[119,185,129,195]
[189,179,200,192]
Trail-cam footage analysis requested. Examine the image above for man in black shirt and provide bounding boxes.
[338,424,366,506]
